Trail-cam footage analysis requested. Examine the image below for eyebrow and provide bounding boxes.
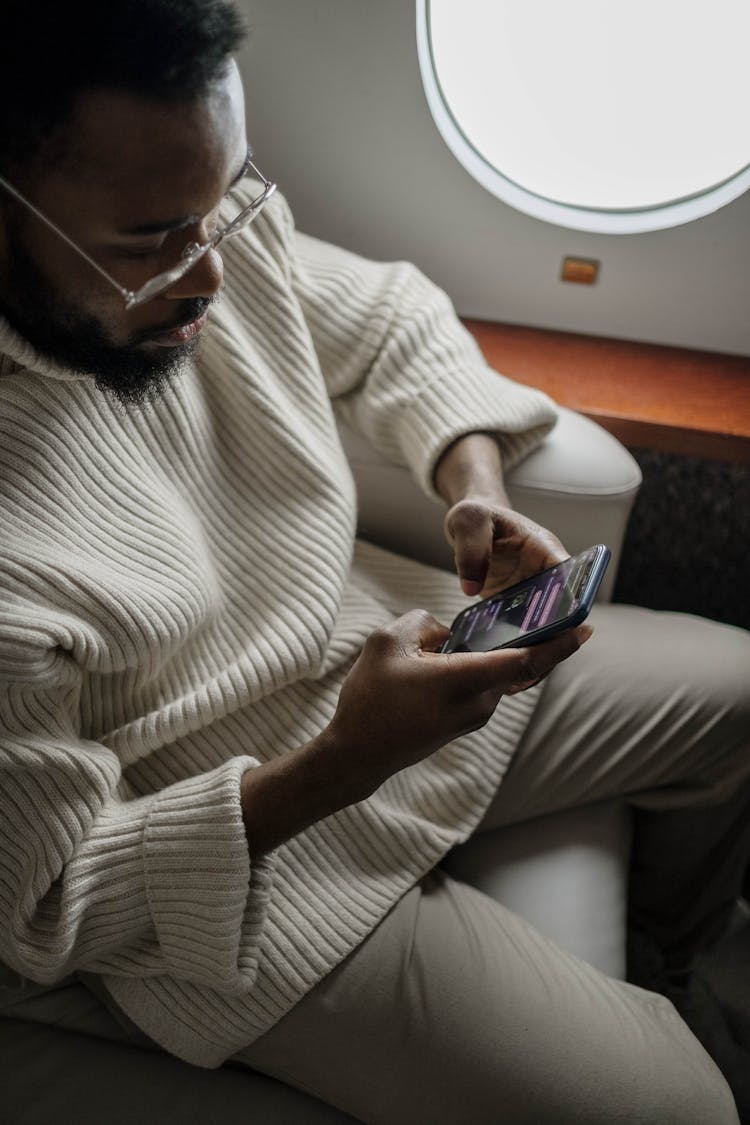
[118,147,254,237]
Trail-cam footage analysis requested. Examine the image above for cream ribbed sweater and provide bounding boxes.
[0,188,557,1066]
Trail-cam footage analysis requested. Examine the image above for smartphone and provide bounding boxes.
[440,544,610,653]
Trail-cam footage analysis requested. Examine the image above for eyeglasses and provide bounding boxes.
[0,158,277,310]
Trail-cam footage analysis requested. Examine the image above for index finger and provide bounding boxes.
[444,503,494,594]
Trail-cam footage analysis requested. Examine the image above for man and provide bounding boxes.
[0,2,748,1122]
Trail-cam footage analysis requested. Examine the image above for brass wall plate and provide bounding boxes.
[561,257,600,284]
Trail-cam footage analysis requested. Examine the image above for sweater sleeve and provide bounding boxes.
[0,605,274,992]
[282,213,558,499]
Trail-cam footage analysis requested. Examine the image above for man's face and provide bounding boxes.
[0,62,248,404]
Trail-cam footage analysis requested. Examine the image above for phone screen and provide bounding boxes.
[445,548,603,653]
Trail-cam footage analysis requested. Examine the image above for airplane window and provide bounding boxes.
[417,0,750,233]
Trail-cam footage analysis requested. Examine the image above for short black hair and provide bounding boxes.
[1,0,246,173]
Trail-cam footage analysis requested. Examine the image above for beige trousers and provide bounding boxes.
[239,871,736,1124]
[236,605,749,1124]
[4,605,750,1123]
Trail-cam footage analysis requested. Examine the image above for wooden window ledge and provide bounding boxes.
[463,319,750,463]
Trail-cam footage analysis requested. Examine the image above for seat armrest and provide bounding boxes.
[339,407,641,602]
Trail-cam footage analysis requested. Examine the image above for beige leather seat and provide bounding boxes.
[1,408,641,1123]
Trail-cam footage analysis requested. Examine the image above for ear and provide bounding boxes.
[0,200,8,278]
[0,197,10,279]
[0,171,26,281]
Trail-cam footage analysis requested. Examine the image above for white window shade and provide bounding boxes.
[417,0,750,233]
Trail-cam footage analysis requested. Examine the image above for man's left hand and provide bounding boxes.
[434,432,568,598]
[444,497,568,598]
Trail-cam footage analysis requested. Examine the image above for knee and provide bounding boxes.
[584,997,740,1125]
[646,1015,741,1125]
[688,616,750,788]
[650,612,750,782]
[696,617,750,721]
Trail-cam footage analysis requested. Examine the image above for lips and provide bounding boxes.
[149,312,208,347]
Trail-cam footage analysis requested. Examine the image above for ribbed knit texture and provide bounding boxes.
[0,187,558,1066]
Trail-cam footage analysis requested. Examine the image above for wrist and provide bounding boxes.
[434,432,510,508]
[297,723,367,811]
[240,727,356,857]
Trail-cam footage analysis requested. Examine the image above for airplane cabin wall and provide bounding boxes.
[236,0,750,358]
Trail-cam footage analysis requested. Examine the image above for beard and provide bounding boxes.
[0,228,212,407]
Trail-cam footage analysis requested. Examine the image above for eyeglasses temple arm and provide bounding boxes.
[0,175,134,302]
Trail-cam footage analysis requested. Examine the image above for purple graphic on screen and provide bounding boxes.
[446,555,590,652]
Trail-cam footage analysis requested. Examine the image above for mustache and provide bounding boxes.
[134,296,214,344]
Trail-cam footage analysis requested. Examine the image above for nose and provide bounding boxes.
[164,244,224,301]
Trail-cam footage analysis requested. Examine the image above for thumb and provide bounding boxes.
[390,608,451,653]
[445,624,593,694]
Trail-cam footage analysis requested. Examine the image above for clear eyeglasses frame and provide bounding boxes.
[0,158,277,310]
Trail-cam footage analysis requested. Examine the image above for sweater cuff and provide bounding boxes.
[396,367,559,502]
[144,756,274,990]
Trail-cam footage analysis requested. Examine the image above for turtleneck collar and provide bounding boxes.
[0,314,93,383]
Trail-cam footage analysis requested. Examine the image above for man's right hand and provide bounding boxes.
[327,608,592,803]
[241,609,591,856]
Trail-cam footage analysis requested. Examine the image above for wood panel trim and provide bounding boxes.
[463,319,750,463]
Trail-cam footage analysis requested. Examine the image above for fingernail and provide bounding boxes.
[461,579,483,596]
[577,624,594,643]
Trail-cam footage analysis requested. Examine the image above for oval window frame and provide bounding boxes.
[416,0,750,235]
